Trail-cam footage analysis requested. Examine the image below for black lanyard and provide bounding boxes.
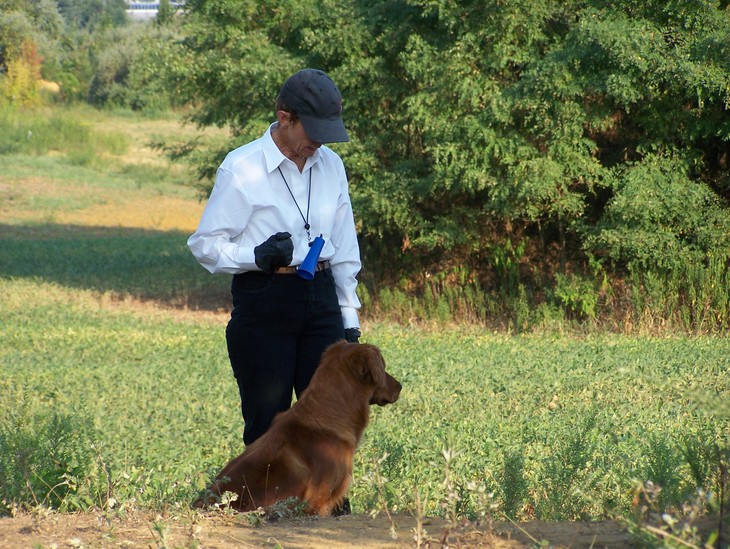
[277,165,312,244]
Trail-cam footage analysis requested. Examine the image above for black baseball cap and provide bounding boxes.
[278,69,349,143]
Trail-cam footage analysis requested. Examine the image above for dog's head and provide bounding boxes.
[325,341,402,406]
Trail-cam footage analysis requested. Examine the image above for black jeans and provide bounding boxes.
[226,268,345,446]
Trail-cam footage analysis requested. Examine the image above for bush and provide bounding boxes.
[0,395,103,514]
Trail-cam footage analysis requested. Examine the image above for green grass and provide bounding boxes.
[1,276,728,524]
[0,104,128,162]
[0,106,727,547]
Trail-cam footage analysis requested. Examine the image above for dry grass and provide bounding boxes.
[86,110,228,166]
[0,108,229,232]
[55,192,205,232]
[0,177,205,232]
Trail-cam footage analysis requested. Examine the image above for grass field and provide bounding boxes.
[1,106,728,545]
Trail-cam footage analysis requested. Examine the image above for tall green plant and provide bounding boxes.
[585,154,730,331]
[0,396,102,514]
[157,0,730,329]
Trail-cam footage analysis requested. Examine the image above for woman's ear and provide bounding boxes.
[276,110,292,128]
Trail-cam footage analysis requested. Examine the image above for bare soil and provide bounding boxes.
[0,509,641,548]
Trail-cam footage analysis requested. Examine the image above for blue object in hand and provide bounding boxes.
[297,235,325,280]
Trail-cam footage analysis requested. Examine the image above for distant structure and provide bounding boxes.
[126,1,185,21]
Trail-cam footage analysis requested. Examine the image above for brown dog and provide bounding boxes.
[194,341,402,515]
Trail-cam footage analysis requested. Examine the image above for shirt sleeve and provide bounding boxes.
[329,163,362,329]
[187,167,257,274]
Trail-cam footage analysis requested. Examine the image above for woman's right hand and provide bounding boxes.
[254,232,294,273]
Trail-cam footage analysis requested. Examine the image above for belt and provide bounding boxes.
[273,260,331,275]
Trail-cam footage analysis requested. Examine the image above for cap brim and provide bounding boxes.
[299,114,349,143]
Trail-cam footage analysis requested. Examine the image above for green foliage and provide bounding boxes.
[86,28,138,107]
[0,10,36,67]
[5,0,728,330]
[500,451,529,519]
[0,395,102,513]
[552,272,599,321]
[161,0,305,138]
[57,0,128,31]
[0,104,128,164]
[157,0,730,332]
[585,154,730,273]
[584,152,730,332]
[0,0,182,109]
[0,55,40,107]
[87,23,186,112]
[1,280,728,524]
[156,0,175,27]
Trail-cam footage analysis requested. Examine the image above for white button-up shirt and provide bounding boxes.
[188,124,361,328]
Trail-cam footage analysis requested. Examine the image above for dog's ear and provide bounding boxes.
[354,344,386,387]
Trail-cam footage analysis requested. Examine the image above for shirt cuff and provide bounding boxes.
[341,307,360,329]
[234,245,257,271]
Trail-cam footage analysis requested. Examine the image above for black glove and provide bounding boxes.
[344,327,361,343]
[254,232,293,273]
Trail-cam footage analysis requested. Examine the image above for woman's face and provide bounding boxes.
[274,112,321,164]
[286,119,321,158]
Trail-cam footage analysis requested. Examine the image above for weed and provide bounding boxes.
[262,497,308,522]
[500,451,528,519]
[149,520,171,549]
[629,482,724,548]
[0,394,104,515]
[361,453,398,538]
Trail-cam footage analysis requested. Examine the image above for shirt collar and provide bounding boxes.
[262,123,320,174]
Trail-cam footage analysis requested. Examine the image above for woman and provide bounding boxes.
[188,69,362,448]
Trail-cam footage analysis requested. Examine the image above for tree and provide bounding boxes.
[0,0,56,106]
[0,10,36,70]
[156,0,174,27]
[161,0,730,326]
[57,0,128,31]
[1,40,42,106]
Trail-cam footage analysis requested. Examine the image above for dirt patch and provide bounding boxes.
[0,509,640,548]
